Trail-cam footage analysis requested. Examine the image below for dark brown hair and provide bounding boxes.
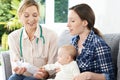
[69,3,102,37]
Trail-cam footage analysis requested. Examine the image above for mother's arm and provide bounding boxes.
[74,71,106,80]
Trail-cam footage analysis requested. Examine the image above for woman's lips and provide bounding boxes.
[28,23,35,26]
[69,29,73,32]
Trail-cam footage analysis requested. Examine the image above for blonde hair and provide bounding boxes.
[59,44,77,60]
[17,0,40,16]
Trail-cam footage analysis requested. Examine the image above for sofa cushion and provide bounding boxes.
[117,41,120,80]
[58,30,72,47]
[1,51,12,80]
[103,33,120,80]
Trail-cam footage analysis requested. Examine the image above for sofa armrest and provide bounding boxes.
[1,51,12,80]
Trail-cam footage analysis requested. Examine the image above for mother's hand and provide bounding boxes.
[74,72,92,80]
[74,71,106,80]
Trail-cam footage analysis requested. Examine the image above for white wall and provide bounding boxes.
[102,0,120,34]
[44,0,120,36]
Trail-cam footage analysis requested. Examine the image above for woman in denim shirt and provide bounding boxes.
[67,3,115,80]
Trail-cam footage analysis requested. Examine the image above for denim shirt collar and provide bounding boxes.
[72,30,95,49]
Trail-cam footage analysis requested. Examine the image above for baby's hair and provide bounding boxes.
[59,44,77,60]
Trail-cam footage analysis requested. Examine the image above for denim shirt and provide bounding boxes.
[71,30,115,80]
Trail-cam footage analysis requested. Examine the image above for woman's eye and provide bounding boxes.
[71,20,75,22]
[24,14,29,18]
[33,13,38,17]
[68,19,75,23]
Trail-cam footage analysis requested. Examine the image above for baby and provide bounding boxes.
[37,44,80,80]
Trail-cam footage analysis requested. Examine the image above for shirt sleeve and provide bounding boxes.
[95,42,115,80]
[47,32,58,64]
[8,32,20,71]
[72,61,80,77]
[44,62,62,71]
[44,64,56,71]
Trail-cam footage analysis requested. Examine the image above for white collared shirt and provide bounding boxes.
[8,25,58,76]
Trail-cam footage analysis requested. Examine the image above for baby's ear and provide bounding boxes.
[67,55,72,61]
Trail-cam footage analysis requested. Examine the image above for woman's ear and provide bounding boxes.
[83,20,88,26]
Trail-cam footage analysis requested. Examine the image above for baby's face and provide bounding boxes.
[57,50,71,65]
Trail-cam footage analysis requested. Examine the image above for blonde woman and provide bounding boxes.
[8,0,58,80]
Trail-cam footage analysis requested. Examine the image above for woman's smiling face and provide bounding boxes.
[19,5,40,29]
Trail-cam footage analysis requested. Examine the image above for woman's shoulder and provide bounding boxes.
[85,30,109,49]
[8,28,22,38]
[88,30,106,44]
[93,34,110,48]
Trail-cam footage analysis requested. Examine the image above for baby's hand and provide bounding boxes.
[33,67,49,79]
[39,67,45,71]
[55,67,61,73]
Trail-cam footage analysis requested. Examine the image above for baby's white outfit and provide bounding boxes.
[44,61,80,80]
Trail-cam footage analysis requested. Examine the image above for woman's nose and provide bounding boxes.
[67,22,69,27]
[67,22,70,27]
[28,16,34,22]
